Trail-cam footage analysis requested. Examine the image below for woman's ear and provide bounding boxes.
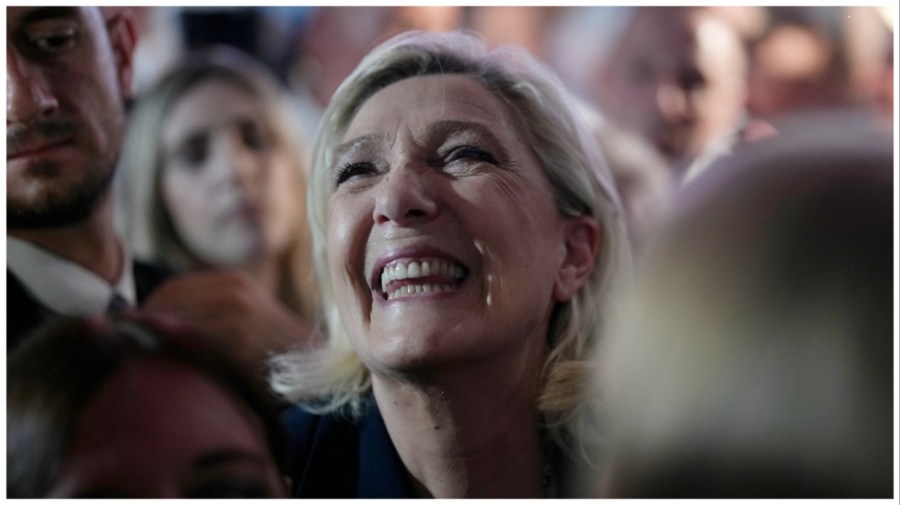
[554,216,601,302]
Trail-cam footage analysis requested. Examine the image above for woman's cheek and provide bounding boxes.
[162,172,199,226]
[326,212,354,292]
[327,196,376,322]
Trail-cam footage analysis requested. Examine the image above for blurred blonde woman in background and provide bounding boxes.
[117,48,320,366]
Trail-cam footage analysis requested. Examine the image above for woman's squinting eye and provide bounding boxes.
[331,142,498,188]
[443,145,499,166]
[334,161,378,187]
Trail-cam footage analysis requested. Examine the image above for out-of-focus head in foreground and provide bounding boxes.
[597,124,893,497]
[7,315,289,498]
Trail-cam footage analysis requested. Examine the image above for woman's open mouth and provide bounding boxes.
[375,257,467,300]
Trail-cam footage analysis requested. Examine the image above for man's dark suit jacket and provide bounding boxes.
[6,261,170,351]
[283,400,416,498]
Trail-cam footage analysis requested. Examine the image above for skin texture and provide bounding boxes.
[46,358,286,498]
[326,74,598,496]
[160,78,299,268]
[6,6,135,282]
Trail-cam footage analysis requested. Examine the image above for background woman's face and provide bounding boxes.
[47,358,286,498]
[326,74,569,374]
[160,79,298,268]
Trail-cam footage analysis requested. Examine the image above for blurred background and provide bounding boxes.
[113,5,894,254]
[121,5,895,139]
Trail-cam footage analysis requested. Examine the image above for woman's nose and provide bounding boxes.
[214,131,259,188]
[372,163,439,226]
[6,49,60,124]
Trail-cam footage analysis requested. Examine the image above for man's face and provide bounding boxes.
[596,9,746,167]
[6,7,132,229]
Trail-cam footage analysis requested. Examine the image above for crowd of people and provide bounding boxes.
[6,6,894,498]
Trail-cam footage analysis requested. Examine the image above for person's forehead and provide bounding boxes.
[344,74,513,140]
[161,79,266,142]
[66,358,269,470]
[54,358,273,496]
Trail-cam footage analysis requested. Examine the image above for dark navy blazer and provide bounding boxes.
[282,399,587,498]
[282,400,416,498]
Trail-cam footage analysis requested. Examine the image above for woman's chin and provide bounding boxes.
[357,329,473,376]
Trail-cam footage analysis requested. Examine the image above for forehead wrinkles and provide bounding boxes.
[334,134,390,162]
[341,75,518,151]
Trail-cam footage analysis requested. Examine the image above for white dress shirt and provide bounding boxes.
[7,236,136,315]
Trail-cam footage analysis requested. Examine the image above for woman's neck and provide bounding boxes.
[372,354,547,498]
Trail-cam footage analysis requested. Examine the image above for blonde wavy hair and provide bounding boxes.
[271,30,629,462]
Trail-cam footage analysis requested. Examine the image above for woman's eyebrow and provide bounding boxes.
[334,134,385,159]
[334,120,505,160]
[426,120,503,145]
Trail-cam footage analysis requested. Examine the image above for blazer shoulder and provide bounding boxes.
[282,404,364,497]
[6,269,54,351]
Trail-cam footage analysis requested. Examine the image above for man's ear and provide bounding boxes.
[554,216,601,302]
[105,9,137,100]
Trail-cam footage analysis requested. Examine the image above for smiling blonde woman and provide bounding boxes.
[271,30,630,498]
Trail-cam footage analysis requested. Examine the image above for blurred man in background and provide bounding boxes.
[591,7,747,178]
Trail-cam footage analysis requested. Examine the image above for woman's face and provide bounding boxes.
[160,78,298,268]
[47,358,286,498]
[327,74,572,373]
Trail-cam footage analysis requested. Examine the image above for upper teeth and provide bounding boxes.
[380,258,465,293]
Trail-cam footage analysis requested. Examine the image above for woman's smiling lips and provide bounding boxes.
[370,249,469,301]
